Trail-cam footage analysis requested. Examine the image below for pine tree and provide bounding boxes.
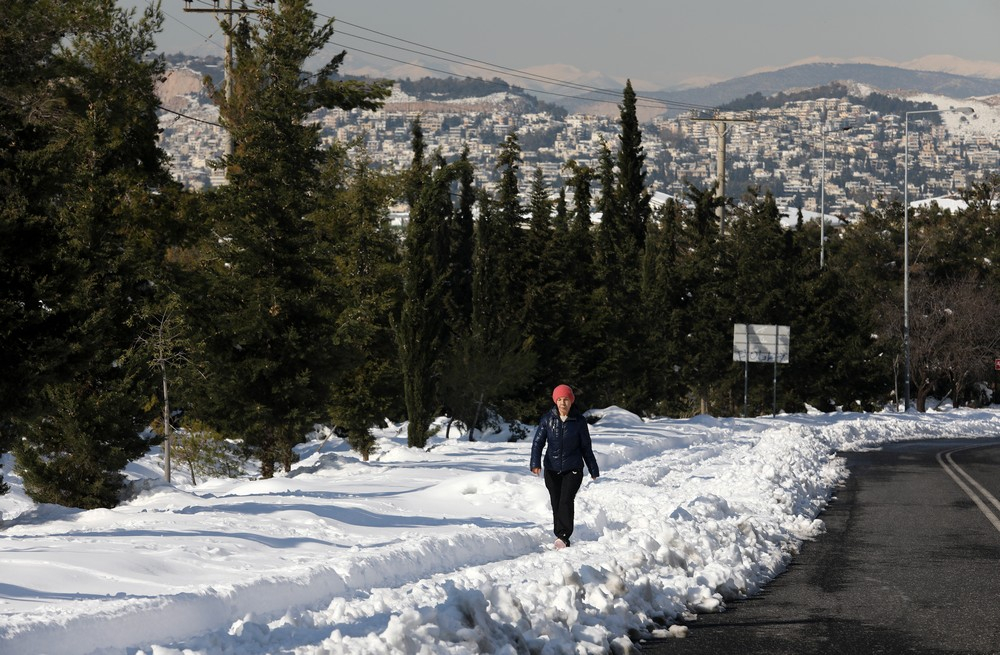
[523,167,554,294]
[192,0,391,476]
[460,173,538,425]
[725,190,794,414]
[320,145,402,460]
[564,160,597,287]
[5,0,176,507]
[0,0,80,495]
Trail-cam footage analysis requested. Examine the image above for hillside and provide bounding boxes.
[159,53,1000,119]
[639,63,1000,117]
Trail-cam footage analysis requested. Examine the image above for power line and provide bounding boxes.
[326,41,655,110]
[158,104,223,128]
[322,15,717,113]
[159,4,225,51]
[159,3,717,114]
[327,21,712,113]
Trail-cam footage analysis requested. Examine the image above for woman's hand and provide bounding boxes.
[531,467,541,476]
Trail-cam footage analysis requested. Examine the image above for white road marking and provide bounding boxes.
[937,443,1000,534]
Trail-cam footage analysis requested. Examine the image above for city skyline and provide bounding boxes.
[124,0,1000,91]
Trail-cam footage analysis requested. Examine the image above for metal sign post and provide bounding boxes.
[733,324,791,416]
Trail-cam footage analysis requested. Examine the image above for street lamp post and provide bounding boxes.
[820,123,852,268]
[902,106,974,411]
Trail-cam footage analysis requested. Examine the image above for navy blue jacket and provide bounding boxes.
[530,407,600,477]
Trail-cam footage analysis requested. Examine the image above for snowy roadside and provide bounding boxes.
[2,407,998,654]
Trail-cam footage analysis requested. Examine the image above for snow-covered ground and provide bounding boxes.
[2,405,999,655]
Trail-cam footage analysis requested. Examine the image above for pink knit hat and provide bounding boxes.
[552,384,575,403]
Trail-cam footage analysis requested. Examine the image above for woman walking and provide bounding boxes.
[530,384,599,549]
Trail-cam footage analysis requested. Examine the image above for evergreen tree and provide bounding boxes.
[192,0,391,476]
[559,160,598,404]
[0,0,80,494]
[435,147,484,437]
[523,167,554,292]
[583,142,622,405]
[674,184,731,415]
[463,176,538,425]
[640,199,686,414]
[564,160,597,286]
[4,0,175,507]
[617,80,652,248]
[491,132,527,335]
[519,168,561,408]
[728,190,788,323]
[590,84,653,411]
[320,145,402,460]
[397,124,454,448]
[447,147,477,336]
[958,173,1000,290]
[725,190,796,414]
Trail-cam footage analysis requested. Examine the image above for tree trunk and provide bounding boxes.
[161,362,172,483]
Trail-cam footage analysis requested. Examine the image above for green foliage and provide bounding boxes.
[399,76,515,100]
[721,82,938,118]
[447,148,477,334]
[172,420,246,485]
[5,12,999,511]
[189,0,392,475]
[438,328,537,437]
[320,145,403,461]
[15,378,150,508]
[396,76,567,118]
[584,83,655,411]
[397,123,454,448]
[2,0,173,505]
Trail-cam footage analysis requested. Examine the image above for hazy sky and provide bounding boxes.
[125,0,1000,90]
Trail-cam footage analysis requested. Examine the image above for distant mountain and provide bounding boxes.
[636,63,1000,116]
[160,53,1000,123]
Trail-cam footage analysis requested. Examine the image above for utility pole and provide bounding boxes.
[691,113,755,235]
[182,0,271,155]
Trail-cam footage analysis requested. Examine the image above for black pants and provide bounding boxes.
[544,468,584,543]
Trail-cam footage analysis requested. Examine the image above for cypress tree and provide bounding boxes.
[447,147,477,336]
[674,184,731,415]
[523,167,554,291]
[617,80,652,248]
[398,124,454,448]
[520,168,558,407]
[491,132,527,334]
[462,188,537,426]
[558,160,598,403]
[564,160,597,286]
[641,199,686,414]
[591,86,653,411]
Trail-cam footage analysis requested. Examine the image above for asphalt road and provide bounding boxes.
[639,438,1000,655]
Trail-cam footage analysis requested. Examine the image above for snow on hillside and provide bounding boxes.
[908,93,1000,139]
